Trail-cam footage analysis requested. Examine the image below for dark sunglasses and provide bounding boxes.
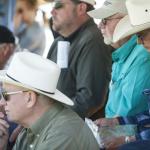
[101,17,123,25]
[53,1,80,9]
[0,90,28,101]
[53,1,67,9]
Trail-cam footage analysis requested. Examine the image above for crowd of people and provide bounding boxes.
[0,0,150,149]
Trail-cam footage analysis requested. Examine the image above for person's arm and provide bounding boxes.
[71,37,111,118]
[118,111,150,125]
[118,57,150,116]
[0,112,9,150]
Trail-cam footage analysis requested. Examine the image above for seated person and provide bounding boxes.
[0,25,15,69]
[96,0,150,149]
[0,52,99,150]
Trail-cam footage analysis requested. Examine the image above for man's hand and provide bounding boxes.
[103,136,125,150]
[0,112,9,150]
[95,118,119,127]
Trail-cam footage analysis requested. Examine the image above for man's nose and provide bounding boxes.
[0,99,6,106]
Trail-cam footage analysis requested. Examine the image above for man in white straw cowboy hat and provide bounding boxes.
[88,0,150,119]
[107,0,150,149]
[91,0,150,149]
[46,0,112,119]
[0,52,99,150]
[113,0,150,44]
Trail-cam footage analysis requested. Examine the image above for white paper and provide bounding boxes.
[57,41,70,68]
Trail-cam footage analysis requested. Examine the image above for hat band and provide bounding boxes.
[6,74,55,95]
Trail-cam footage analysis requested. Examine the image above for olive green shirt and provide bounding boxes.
[13,103,99,150]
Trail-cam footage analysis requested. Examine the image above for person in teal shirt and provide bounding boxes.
[88,0,150,118]
[105,35,150,117]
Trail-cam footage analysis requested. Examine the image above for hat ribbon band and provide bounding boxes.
[6,74,55,94]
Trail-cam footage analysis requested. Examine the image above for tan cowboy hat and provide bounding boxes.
[0,52,74,106]
[113,0,150,42]
[88,0,127,19]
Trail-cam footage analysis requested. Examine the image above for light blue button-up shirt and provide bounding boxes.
[105,35,150,118]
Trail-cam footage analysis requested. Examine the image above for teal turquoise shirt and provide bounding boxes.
[105,35,150,118]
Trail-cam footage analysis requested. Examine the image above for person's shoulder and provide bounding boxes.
[81,22,102,40]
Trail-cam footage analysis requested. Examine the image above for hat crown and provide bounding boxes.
[7,52,60,93]
[126,0,150,25]
[88,0,127,19]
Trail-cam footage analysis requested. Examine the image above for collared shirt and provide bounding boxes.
[48,18,112,118]
[105,35,150,117]
[13,103,99,150]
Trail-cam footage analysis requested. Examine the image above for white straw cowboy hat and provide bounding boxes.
[88,0,127,19]
[113,0,150,42]
[0,52,73,106]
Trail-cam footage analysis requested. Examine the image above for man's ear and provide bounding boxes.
[77,3,87,16]
[25,91,37,108]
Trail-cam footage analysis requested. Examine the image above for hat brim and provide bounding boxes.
[113,15,150,43]
[88,7,117,19]
[0,70,74,106]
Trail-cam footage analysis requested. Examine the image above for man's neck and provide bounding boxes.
[19,104,52,128]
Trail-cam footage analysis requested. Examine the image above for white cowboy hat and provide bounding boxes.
[113,15,150,43]
[88,0,127,19]
[113,0,150,42]
[126,0,150,25]
[0,52,73,106]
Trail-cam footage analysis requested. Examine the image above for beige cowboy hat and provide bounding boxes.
[113,0,150,42]
[0,52,74,106]
[88,0,127,19]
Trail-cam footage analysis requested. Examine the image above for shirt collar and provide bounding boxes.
[29,103,64,136]
[62,18,95,43]
[112,35,137,62]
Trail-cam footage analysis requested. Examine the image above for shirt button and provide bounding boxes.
[37,134,40,137]
[30,144,34,149]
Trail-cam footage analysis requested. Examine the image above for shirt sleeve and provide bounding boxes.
[120,58,150,116]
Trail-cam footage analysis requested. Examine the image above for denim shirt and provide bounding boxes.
[105,35,150,117]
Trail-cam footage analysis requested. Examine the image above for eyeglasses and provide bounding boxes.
[101,17,123,26]
[53,1,69,9]
[0,90,28,101]
[53,1,80,9]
